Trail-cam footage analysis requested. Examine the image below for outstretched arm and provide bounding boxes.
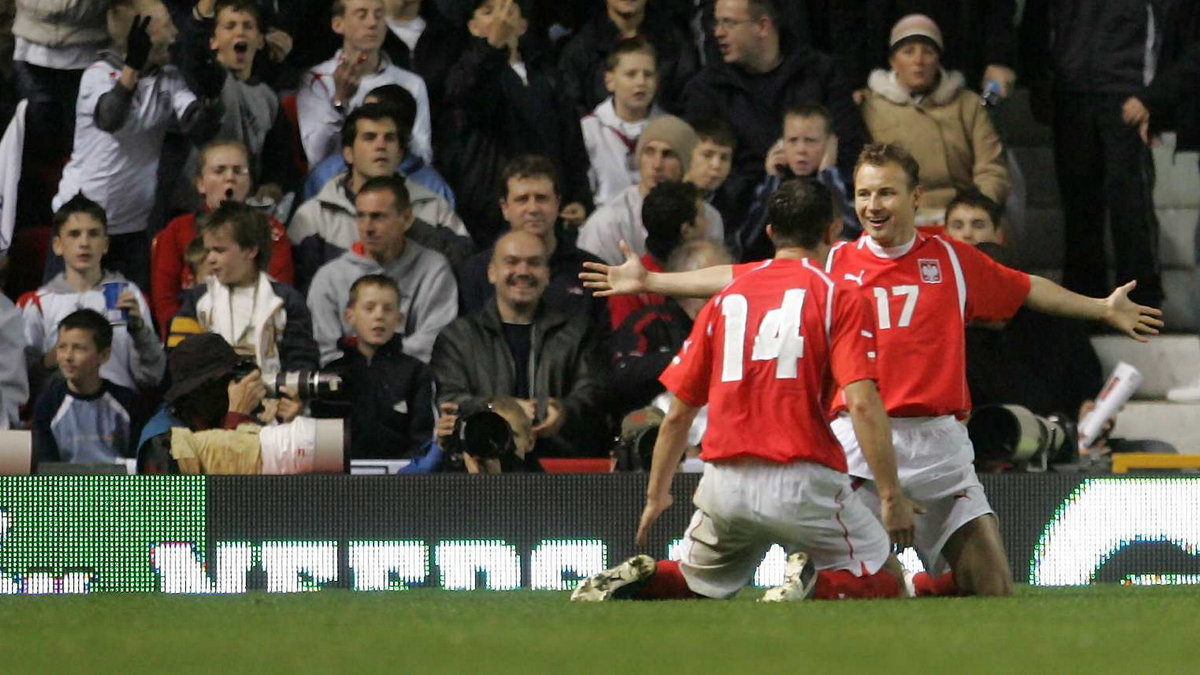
[580,240,734,299]
[1025,277,1163,342]
[634,396,699,548]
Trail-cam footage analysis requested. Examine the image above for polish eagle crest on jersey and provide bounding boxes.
[918,259,942,284]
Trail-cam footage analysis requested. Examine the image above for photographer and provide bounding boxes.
[309,274,436,462]
[136,333,267,474]
[437,395,539,474]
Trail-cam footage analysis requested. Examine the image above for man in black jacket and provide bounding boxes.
[683,0,862,260]
[1023,0,1168,308]
[431,230,610,457]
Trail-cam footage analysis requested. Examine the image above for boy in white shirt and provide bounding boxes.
[580,37,663,208]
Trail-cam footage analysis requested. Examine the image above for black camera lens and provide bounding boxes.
[450,409,514,459]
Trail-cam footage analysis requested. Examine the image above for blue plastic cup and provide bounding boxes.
[101,281,129,324]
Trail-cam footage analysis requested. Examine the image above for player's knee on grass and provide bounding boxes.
[943,514,1013,597]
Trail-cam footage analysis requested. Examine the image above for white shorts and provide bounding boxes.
[676,459,892,599]
[831,415,994,573]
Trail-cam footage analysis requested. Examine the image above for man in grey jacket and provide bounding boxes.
[431,230,610,458]
[307,174,457,365]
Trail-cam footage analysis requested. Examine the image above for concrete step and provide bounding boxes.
[1152,143,1200,208]
[1090,334,1199,398]
[1114,402,1200,454]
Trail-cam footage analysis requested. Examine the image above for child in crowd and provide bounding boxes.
[581,37,662,208]
[684,117,735,201]
[152,140,294,335]
[32,309,142,464]
[50,0,223,291]
[20,195,165,394]
[311,274,437,464]
[944,188,1004,246]
[171,202,318,374]
[740,105,857,260]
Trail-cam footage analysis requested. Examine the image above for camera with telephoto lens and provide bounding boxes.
[445,399,515,460]
[232,356,346,401]
[967,404,1077,472]
[612,407,665,472]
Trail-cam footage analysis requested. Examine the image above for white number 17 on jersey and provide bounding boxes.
[720,290,807,382]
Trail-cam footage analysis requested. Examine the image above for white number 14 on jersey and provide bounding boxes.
[720,290,807,382]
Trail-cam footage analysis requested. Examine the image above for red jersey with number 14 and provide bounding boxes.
[826,232,1031,418]
[659,258,878,471]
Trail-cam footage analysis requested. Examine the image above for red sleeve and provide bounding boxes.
[222,412,255,429]
[268,218,295,285]
[828,284,878,387]
[954,239,1031,322]
[658,297,718,407]
[151,217,190,337]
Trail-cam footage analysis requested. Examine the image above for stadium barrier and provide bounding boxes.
[0,474,1197,594]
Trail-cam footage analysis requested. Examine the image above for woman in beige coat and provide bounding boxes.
[860,14,1009,225]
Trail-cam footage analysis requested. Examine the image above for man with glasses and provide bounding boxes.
[682,0,862,261]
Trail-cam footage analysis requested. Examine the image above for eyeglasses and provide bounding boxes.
[714,17,755,31]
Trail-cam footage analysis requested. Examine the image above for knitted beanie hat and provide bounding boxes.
[635,115,698,174]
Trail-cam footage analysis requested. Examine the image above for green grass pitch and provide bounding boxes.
[3,585,1199,673]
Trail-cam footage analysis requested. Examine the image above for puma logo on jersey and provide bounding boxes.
[843,270,865,286]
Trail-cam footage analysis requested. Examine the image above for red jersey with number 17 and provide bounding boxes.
[659,258,878,471]
[825,232,1031,418]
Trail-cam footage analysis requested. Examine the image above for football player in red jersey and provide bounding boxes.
[572,180,919,602]
[580,144,1162,597]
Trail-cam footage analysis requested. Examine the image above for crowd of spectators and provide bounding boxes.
[0,0,1194,471]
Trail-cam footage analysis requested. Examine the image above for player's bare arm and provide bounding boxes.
[1024,277,1163,342]
[580,240,733,298]
[843,379,921,549]
[634,396,700,548]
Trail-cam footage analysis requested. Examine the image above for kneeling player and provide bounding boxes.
[572,180,918,602]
